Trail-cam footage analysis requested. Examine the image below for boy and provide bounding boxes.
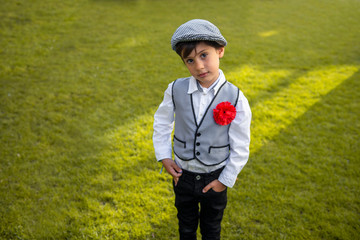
[153,19,251,240]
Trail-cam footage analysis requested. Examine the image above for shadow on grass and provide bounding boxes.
[225,70,360,239]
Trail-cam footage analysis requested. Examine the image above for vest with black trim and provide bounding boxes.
[172,77,239,166]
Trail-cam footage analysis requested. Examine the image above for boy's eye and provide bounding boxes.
[201,53,207,58]
[186,59,194,64]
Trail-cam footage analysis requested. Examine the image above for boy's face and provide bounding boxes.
[182,42,224,88]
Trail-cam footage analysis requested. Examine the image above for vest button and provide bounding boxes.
[196,142,200,146]
[197,133,201,137]
[196,152,200,156]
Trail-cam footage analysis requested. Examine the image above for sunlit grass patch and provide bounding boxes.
[70,114,177,239]
[229,65,359,152]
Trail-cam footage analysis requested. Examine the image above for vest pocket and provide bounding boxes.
[174,135,186,148]
[208,144,230,154]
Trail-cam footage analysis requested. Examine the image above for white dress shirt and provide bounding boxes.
[153,70,251,187]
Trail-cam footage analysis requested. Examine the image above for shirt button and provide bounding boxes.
[197,133,201,137]
[196,152,200,156]
[196,142,200,146]
[196,175,201,180]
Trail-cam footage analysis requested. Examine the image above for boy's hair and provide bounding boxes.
[175,40,224,59]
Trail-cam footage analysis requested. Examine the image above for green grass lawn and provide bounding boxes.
[1,0,359,239]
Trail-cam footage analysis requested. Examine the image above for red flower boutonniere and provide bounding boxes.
[213,101,237,126]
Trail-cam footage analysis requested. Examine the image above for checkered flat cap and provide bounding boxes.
[171,19,227,51]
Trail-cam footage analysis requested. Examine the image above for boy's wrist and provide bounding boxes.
[160,158,172,163]
[218,175,232,188]
[158,157,170,162]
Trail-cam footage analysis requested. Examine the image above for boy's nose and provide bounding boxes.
[195,60,204,70]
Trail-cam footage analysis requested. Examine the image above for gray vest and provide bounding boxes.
[172,77,239,166]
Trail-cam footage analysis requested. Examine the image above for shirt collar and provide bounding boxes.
[187,69,226,95]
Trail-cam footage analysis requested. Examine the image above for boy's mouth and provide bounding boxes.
[198,72,208,78]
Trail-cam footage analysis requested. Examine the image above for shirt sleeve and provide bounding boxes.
[218,90,252,187]
[153,82,175,162]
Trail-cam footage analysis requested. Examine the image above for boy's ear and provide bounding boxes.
[218,47,225,58]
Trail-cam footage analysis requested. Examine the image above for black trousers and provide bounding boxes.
[173,167,227,240]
